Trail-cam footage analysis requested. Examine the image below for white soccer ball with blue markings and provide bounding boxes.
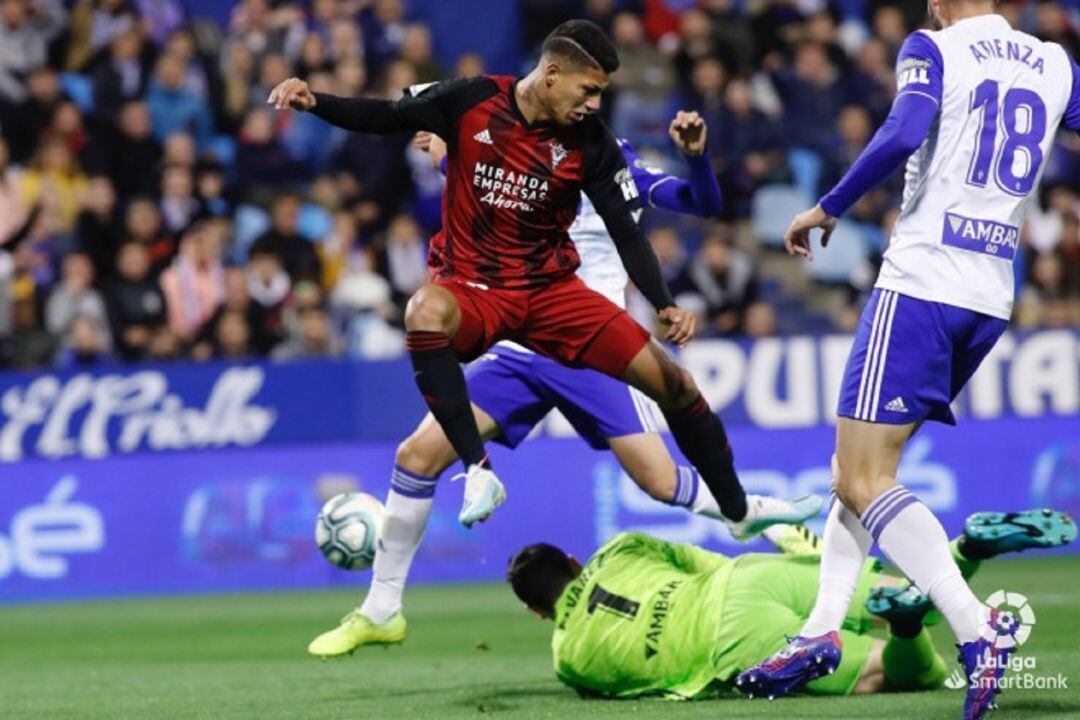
[315,492,385,571]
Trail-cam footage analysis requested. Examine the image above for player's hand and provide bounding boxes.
[413,131,433,153]
[669,111,707,156]
[658,306,696,347]
[784,204,837,261]
[413,131,447,170]
[268,77,317,111]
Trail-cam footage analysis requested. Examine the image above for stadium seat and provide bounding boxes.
[298,203,333,242]
[806,219,869,284]
[208,135,237,179]
[752,184,813,249]
[787,148,823,200]
[59,73,94,114]
[230,204,271,263]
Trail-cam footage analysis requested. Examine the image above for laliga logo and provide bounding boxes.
[981,590,1036,649]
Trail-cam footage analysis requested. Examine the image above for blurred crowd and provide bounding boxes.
[0,0,1077,371]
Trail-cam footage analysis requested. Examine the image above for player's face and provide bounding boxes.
[545,64,609,125]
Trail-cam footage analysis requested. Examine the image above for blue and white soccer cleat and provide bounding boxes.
[958,609,1016,720]
[455,464,506,528]
[735,631,842,700]
[724,494,826,541]
[963,509,1077,557]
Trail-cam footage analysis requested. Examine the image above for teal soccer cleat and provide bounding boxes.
[963,509,1076,558]
[866,584,933,627]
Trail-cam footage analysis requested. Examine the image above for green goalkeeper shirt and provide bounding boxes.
[550,532,736,699]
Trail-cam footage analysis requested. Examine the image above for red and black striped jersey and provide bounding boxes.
[311,77,673,307]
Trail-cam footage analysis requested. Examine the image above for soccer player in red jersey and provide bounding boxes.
[269,21,788,537]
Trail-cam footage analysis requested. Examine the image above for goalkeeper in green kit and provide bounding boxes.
[506,507,1074,700]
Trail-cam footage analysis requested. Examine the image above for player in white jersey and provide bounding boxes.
[306,112,823,658]
[737,2,1080,719]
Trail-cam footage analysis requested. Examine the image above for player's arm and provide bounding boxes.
[268,76,494,140]
[661,538,725,574]
[624,112,723,218]
[785,32,942,259]
[583,120,695,346]
[1063,53,1080,133]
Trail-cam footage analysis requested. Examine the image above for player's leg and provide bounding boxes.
[862,569,950,693]
[405,281,520,526]
[525,352,713,512]
[607,432,675,501]
[360,408,501,620]
[614,337,822,535]
[869,507,1077,629]
[849,632,949,694]
[616,338,748,517]
[819,631,946,696]
[832,360,985,652]
[534,351,808,526]
[403,282,490,471]
[606,431,723,518]
[851,641,886,694]
[728,554,941,697]
[526,278,820,535]
[797,290,917,641]
[723,559,847,697]
[308,405,502,657]
[523,277,745,515]
[841,296,1024,719]
[739,290,961,697]
[804,418,918,634]
[799,456,876,638]
[609,432,727,517]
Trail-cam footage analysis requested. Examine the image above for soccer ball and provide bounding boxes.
[315,492,385,570]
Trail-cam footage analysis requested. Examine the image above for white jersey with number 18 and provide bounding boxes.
[880,14,1079,320]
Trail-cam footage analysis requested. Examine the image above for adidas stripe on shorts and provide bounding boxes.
[836,288,1007,426]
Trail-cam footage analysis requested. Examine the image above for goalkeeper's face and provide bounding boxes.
[541,62,609,126]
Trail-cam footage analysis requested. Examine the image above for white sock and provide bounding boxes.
[862,485,984,644]
[359,466,437,624]
[668,465,722,516]
[801,491,873,637]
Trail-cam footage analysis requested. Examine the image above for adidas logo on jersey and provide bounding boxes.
[884,397,909,413]
[473,129,493,145]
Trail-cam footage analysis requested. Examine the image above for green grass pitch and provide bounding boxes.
[3,556,1078,720]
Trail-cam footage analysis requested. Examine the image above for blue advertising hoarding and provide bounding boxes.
[0,329,1076,602]
[1,414,1076,603]
[0,330,1076,461]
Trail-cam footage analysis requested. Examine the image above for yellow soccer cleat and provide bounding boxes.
[307,610,406,658]
[762,523,823,556]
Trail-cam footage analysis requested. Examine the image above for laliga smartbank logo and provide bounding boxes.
[981,590,1035,649]
[944,590,1068,692]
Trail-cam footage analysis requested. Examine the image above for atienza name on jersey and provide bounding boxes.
[880,14,1076,320]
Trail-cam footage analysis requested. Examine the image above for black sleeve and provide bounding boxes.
[309,77,498,140]
[581,119,675,311]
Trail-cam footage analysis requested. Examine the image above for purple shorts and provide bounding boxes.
[466,343,659,450]
[837,289,1008,425]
